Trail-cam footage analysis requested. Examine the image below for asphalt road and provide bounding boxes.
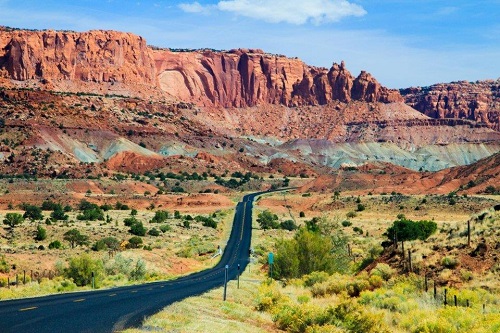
[0,190,267,333]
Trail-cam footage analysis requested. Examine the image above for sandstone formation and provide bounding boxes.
[0,28,157,95]
[154,50,402,107]
[402,80,500,131]
[0,28,402,107]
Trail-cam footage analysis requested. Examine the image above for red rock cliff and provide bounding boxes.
[402,80,500,131]
[0,28,156,94]
[154,50,402,107]
[0,28,402,106]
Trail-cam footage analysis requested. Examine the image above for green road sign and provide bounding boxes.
[268,252,274,264]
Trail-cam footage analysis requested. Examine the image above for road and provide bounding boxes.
[0,190,267,333]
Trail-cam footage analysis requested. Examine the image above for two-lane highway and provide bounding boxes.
[0,190,268,333]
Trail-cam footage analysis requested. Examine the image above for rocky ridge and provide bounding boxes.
[0,28,401,107]
[402,80,500,131]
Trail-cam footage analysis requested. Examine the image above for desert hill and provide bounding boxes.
[0,27,499,182]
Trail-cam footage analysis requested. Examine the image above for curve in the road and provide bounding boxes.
[0,190,274,333]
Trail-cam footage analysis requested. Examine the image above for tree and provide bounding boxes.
[23,205,44,223]
[63,229,89,249]
[257,210,280,230]
[64,254,104,287]
[129,222,147,236]
[35,225,47,241]
[127,236,143,248]
[50,205,69,221]
[274,228,349,279]
[385,218,437,242]
[3,212,24,228]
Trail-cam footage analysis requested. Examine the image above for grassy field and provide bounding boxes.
[123,191,500,333]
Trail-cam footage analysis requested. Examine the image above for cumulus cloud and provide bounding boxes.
[178,1,211,14]
[179,0,366,24]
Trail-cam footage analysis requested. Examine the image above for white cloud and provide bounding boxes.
[178,2,211,14]
[180,0,366,24]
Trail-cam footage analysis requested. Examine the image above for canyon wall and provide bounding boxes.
[402,80,500,131]
[0,28,402,107]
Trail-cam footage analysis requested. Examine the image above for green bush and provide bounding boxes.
[127,236,143,248]
[92,237,119,251]
[441,256,459,269]
[64,254,104,287]
[280,219,298,231]
[48,240,62,249]
[257,210,280,230]
[159,224,171,233]
[123,217,139,227]
[148,228,160,236]
[341,220,352,227]
[76,208,104,221]
[129,222,147,236]
[385,218,437,242]
[35,225,47,241]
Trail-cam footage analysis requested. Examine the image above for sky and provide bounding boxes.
[1,0,499,88]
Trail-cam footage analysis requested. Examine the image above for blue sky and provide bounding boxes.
[1,0,499,88]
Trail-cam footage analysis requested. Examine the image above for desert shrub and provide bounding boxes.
[303,271,330,287]
[127,236,143,248]
[159,224,171,233]
[148,228,160,236]
[370,263,395,281]
[35,225,47,241]
[64,254,104,287]
[255,281,288,312]
[3,212,24,228]
[353,226,363,234]
[356,203,366,212]
[182,220,190,228]
[63,229,89,248]
[92,237,119,251]
[274,228,349,279]
[0,254,9,273]
[257,210,280,230]
[346,211,357,218]
[129,259,147,280]
[123,217,139,227]
[150,210,170,223]
[299,211,305,218]
[341,220,352,227]
[48,240,62,249]
[385,218,437,242]
[23,204,44,222]
[280,219,298,231]
[77,207,104,221]
[129,222,147,236]
[50,205,68,220]
[441,256,459,269]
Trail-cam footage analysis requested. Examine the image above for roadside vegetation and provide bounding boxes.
[124,191,500,333]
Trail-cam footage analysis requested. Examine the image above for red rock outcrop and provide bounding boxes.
[0,28,402,106]
[402,80,500,131]
[0,28,157,95]
[154,50,402,107]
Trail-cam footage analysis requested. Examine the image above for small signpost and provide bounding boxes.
[223,265,228,301]
[268,252,274,279]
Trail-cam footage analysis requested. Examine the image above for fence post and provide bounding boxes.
[425,275,428,292]
[433,280,437,299]
[467,220,471,247]
[408,249,412,272]
[444,289,448,306]
[454,295,457,306]
[401,241,405,259]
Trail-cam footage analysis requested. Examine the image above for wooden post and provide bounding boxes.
[454,295,458,306]
[433,281,437,299]
[444,289,448,306]
[425,275,428,292]
[466,299,469,307]
[15,274,18,287]
[467,220,471,247]
[408,249,412,272]
[7,277,10,288]
[401,241,405,259]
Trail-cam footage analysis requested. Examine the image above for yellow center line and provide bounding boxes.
[73,298,85,302]
[19,306,37,312]
[131,290,137,293]
[109,293,117,297]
